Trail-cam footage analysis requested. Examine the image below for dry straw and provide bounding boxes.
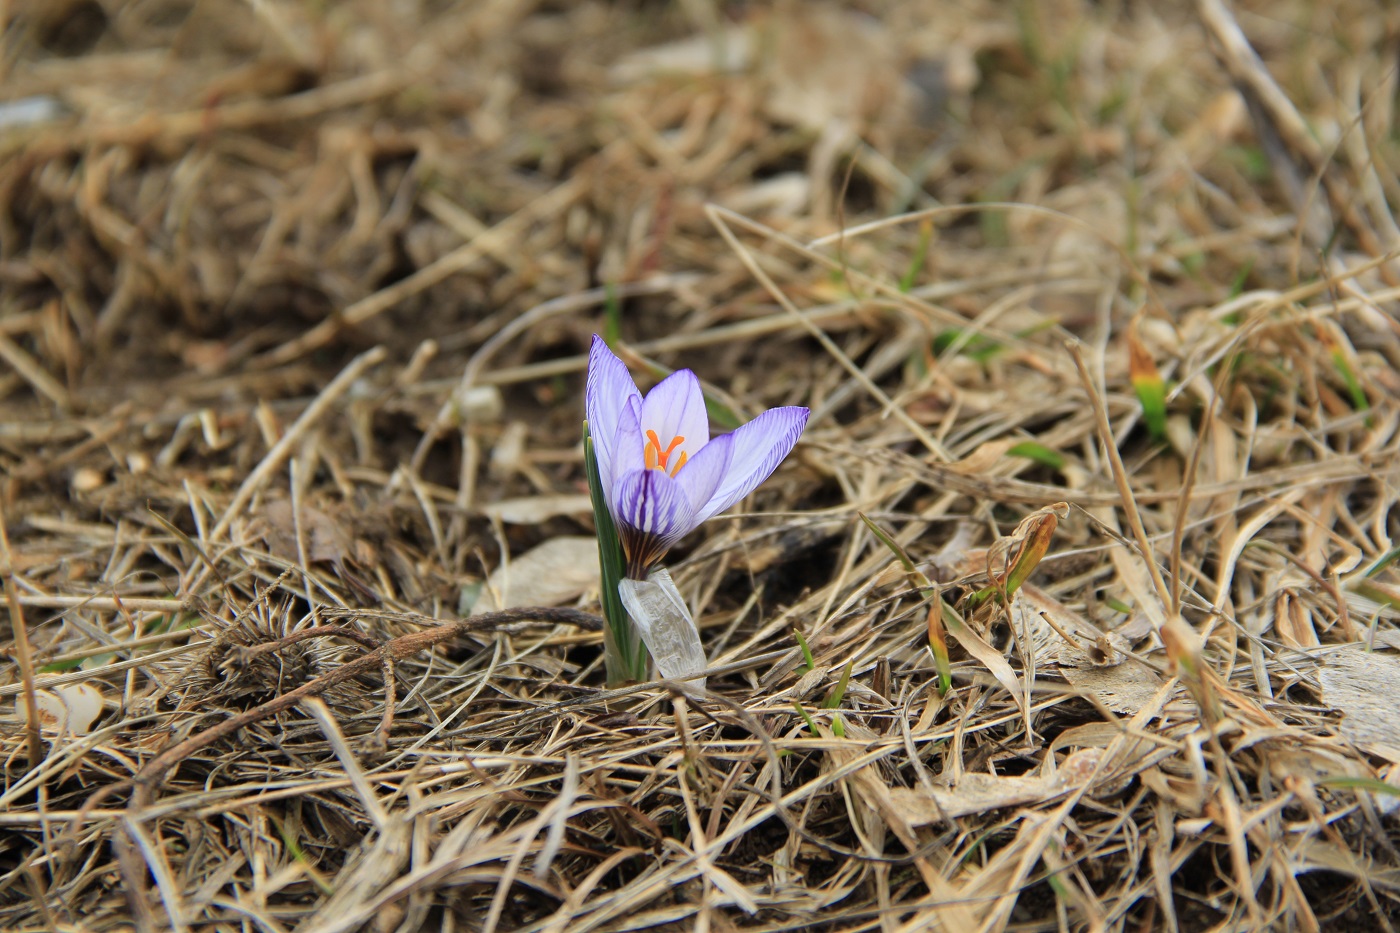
[1,1,1398,931]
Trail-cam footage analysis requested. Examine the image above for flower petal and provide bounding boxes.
[692,406,809,523]
[639,368,709,466]
[612,468,698,577]
[674,432,732,513]
[585,335,642,492]
[603,396,644,514]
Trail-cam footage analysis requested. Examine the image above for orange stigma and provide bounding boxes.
[644,430,688,476]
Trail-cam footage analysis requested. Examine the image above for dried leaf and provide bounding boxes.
[985,502,1068,597]
[1026,581,1166,717]
[482,494,592,525]
[1108,545,1169,631]
[472,536,600,616]
[777,665,829,702]
[1060,653,1165,715]
[947,439,1016,476]
[888,770,1065,823]
[1015,584,1107,662]
[1318,647,1400,755]
[1275,590,1320,648]
[968,502,1068,618]
[262,499,352,566]
[941,599,1028,728]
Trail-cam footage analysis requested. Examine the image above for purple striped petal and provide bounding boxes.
[585,336,642,494]
[611,468,699,577]
[639,368,709,469]
[603,396,644,515]
[692,406,808,523]
[674,432,732,513]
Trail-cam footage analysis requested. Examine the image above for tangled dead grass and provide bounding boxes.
[2,0,1399,930]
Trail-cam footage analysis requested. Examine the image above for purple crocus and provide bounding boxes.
[586,335,808,579]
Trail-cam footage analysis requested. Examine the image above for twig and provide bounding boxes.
[0,331,70,409]
[0,501,43,767]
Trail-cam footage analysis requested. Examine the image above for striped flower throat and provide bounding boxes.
[644,430,688,476]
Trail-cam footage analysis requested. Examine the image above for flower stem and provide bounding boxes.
[584,422,649,684]
[602,608,647,685]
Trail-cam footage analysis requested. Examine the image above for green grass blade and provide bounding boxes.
[794,629,816,673]
[603,283,622,347]
[1331,349,1369,414]
[823,659,854,709]
[792,701,820,738]
[899,219,934,293]
[585,422,647,684]
[1128,331,1167,442]
[1316,775,1400,798]
[1007,441,1065,471]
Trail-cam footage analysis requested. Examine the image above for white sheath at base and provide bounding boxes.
[618,567,706,691]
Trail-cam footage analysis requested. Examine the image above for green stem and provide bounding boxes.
[584,423,649,684]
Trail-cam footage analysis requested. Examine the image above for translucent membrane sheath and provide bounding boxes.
[618,567,706,692]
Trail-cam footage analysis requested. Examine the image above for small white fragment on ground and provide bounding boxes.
[472,535,600,615]
[608,25,752,83]
[1318,645,1400,757]
[15,683,104,735]
[0,96,63,131]
[719,173,812,219]
[71,467,106,492]
[618,567,706,691]
[452,384,503,424]
[489,421,529,478]
[1377,763,1400,817]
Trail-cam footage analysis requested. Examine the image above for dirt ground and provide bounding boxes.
[1,0,1399,930]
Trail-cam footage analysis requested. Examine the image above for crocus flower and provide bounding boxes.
[586,335,808,579]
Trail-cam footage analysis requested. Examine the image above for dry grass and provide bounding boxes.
[2,0,1399,930]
